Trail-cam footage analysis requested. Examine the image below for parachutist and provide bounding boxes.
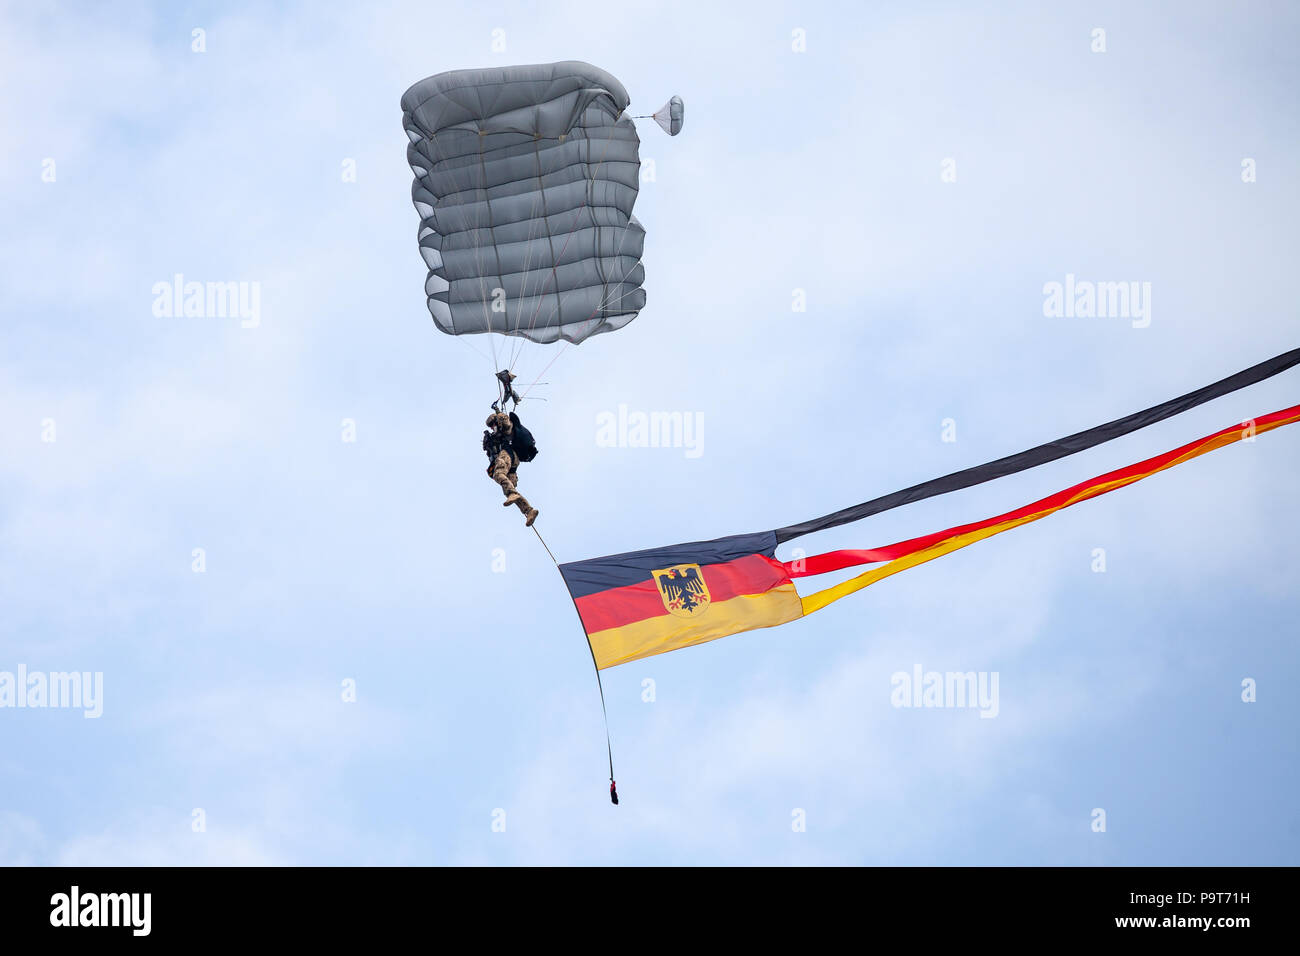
[403,62,682,802]
[483,410,540,527]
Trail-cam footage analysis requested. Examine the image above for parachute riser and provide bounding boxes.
[493,369,523,411]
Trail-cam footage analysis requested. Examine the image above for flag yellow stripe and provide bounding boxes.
[589,584,804,670]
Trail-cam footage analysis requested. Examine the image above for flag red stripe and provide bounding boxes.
[575,553,792,634]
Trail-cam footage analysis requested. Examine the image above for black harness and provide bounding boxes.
[482,427,512,461]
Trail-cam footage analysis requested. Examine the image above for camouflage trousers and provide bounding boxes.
[488,450,531,513]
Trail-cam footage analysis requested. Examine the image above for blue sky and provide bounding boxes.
[1,0,1297,865]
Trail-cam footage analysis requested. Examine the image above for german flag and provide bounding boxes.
[560,532,802,670]
[559,349,1300,670]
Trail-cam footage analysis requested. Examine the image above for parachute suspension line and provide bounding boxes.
[494,105,635,388]
[505,202,542,375]
[515,293,622,403]
[506,142,554,375]
[460,335,493,363]
[517,172,647,405]
[517,169,645,404]
[519,270,639,402]
[504,136,563,378]
[517,121,623,346]
[517,280,645,404]
[476,124,621,402]
[532,524,619,806]
[420,129,498,377]
[519,136,566,350]
[503,129,596,381]
[510,124,629,401]
[518,343,570,402]
[475,134,507,375]
[416,313,493,371]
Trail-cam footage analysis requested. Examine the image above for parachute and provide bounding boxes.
[650,95,685,136]
[402,61,676,347]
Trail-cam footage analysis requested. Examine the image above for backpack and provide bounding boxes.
[509,412,539,462]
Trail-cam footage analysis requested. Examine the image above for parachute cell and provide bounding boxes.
[401,61,647,345]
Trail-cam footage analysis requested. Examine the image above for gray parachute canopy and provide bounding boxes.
[402,61,646,345]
